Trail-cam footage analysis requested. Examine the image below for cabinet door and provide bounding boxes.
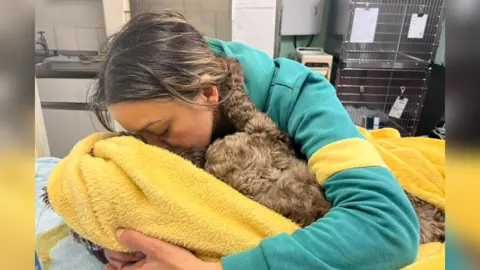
[35,79,50,157]
[42,107,109,158]
[37,78,96,103]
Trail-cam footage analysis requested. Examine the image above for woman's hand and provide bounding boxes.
[104,229,223,270]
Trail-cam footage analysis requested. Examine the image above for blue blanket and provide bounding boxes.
[35,157,103,270]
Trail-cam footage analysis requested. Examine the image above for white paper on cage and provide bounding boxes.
[408,14,428,39]
[350,8,379,43]
[388,97,409,119]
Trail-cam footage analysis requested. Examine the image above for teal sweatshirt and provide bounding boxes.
[207,38,420,270]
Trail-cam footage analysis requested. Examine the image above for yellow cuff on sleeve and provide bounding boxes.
[308,138,387,184]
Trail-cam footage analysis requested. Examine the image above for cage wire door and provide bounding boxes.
[336,68,430,136]
[342,0,444,69]
[335,0,444,136]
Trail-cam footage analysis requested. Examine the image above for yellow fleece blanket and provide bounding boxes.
[47,132,300,261]
[45,128,445,268]
[357,127,445,211]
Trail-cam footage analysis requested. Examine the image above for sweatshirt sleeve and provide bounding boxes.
[221,71,420,270]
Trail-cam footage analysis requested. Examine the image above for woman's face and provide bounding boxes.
[108,88,219,148]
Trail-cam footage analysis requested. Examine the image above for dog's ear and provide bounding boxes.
[41,186,52,209]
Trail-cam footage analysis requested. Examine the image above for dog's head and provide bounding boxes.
[40,132,208,264]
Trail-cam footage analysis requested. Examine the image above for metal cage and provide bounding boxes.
[336,66,430,136]
[335,0,445,69]
[328,0,443,136]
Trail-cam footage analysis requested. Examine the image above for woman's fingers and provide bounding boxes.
[105,249,144,261]
[116,229,167,256]
[110,229,222,270]
[121,259,148,270]
[104,248,145,269]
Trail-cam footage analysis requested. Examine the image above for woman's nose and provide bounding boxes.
[134,132,164,147]
[148,139,168,148]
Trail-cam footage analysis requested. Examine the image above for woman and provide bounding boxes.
[90,11,419,270]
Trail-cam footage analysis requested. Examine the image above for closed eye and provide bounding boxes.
[156,127,170,138]
[145,124,170,139]
[144,120,171,139]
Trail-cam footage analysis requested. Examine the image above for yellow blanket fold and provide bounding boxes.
[403,242,445,270]
[47,128,445,267]
[47,132,299,261]
[357,127,445,211]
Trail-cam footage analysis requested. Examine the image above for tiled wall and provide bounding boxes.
[35,0,107,52]
[131,0,231,40]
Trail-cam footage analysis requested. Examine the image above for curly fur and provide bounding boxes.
[208,59,445,242]
[41,58,444,263]
[203,59,331,227]
[408,195,445,243]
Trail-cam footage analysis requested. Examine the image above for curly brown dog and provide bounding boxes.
[42,58,444,264]
[199,58,444,244]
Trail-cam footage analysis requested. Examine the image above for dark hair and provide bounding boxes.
[89,11,235,131]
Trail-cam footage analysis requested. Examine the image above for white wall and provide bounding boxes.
[35,0,107,51]
[131,0,232,40]
[102,0,131,37]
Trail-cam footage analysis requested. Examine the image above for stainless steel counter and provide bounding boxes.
[35,63,100,78]
[36,67,100,78]
[35,51,103,78]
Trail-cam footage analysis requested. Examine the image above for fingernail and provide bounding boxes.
[116,228,124,239]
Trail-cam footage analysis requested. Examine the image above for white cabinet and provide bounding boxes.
[37,78,111,158]
[35,80,50,157]
[37,78,95,103]
[41,109,108,158]
[232,0,281,58]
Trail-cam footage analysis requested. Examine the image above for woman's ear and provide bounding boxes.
[200,86,219,105]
